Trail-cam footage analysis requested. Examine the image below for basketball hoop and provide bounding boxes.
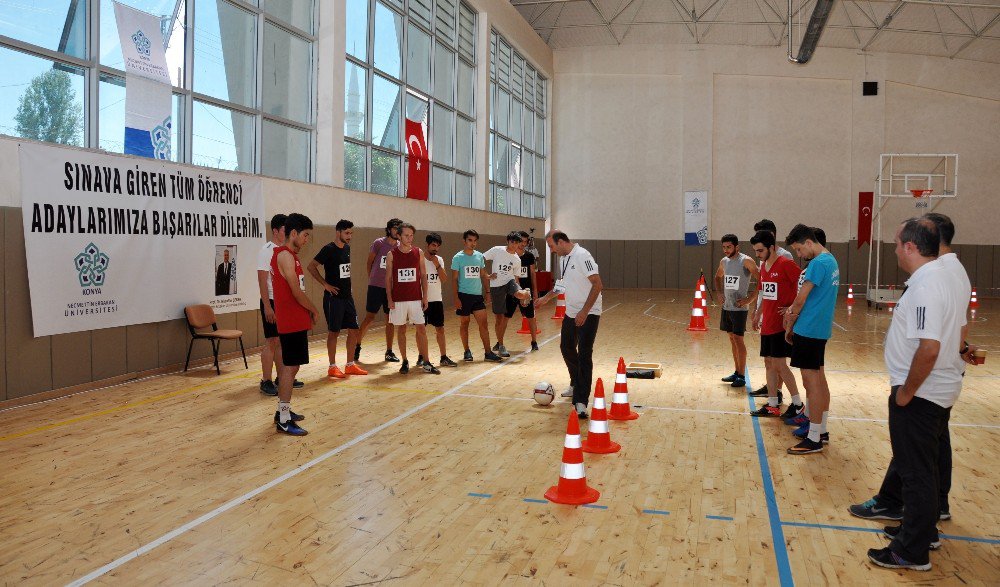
[910,189,933,198]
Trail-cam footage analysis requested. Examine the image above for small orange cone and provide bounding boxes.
[551,293,567,320]
[846,284,854,306]
[582,379,620,454]
[699,274,710,320]
[609,358,640,421]
[687,289,708,332]
[517,317,541,334]
[970,287,979,309]
[544,411,601,505]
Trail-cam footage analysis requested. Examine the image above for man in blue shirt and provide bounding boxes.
[783,224,840,455]
[451,229,503,363]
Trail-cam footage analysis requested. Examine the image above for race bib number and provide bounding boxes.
[298,275,306,291]
[464,265,481,279]
[397,268,417,283]
[724,275,740,290]
[497,263,514,274]
[339,263,351,279]
[379,255,387,269]
[761,282,778,301]
[428,271,439,284]
[519,267,528,278]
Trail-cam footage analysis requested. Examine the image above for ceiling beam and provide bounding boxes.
[861,0,908,50]
[949,11,1000,57]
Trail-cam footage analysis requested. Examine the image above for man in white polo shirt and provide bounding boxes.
[865,218,968,572]
[536,229,603,419]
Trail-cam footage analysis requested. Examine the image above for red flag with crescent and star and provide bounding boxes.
[405,118,429,200]
[858,191,873,248]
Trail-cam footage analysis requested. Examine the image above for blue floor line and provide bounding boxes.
[706,515,734,521]
[745,368,795,587]
[523,498,548,504]
[784,520,1000,545]
[582,504,608,510]
[467,492,492,498]
[642,509,670,516]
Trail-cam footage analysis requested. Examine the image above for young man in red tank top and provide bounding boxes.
[270,213,319,435]
[385,223,440,375]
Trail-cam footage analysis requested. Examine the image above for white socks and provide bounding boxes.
[768,396,779,407]
[791,394,802,406]
[820,411,829,435]
[278,401,290,423]
[807,423,821,443]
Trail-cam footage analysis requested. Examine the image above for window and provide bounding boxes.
[346,0,476,207]
[489,29,546,218]
[0,0,317,182]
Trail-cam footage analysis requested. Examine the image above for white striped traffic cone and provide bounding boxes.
[544,411,601,505]
[609,357,640,421]
[581,379,621,454]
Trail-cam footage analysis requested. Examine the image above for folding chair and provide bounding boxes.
[183,304,248,374]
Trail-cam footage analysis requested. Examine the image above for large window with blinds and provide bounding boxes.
[345,0,476,206]
[489,29,545,219]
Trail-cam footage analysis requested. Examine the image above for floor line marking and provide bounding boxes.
[642,509,670,516]
[706,515,734,521]
[582,504,608,510]
[745,368,794,587]
[832,321,848,332]
[782,520,1000,544]
[523,498,548,504]
[642,304,687,325]
[467,492,492,498]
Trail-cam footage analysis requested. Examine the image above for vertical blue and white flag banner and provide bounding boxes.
[114,2,173,160]
[684,190,709,245]
[19,143,265,337]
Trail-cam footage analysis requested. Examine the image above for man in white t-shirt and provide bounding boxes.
[257,214,289,396]
[864,218,968,572]
[417,232,458,368]
[483,232,531,357]
[536,229,603,419]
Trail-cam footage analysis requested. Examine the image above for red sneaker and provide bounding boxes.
[328,366,347,378]
[344,364,368,376]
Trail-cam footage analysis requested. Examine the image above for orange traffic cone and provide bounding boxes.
[609,358,640,421]
[544,411,601,505]
[970,287,979,309]
[687,289,708,332]
[699,275,710,320]
[582,379,621,454]
[517,317,541,334]
[846,284,854,306]
[551,293,567,320]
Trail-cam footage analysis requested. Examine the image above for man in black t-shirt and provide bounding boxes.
[512,231,540,351]
[307,219,368,379]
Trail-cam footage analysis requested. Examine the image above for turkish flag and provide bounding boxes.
[858,191,874,249]
[405,118,429,200]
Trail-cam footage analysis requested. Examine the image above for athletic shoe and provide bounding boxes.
[749,384,769,397]
[463,349,474,362]
[787,438,824,454]
[792,426,829,443]
[422,363,441,375]
[415,355,427,367]
[399,359,409,374]
[882,525,941,550]
[867,547,930,571]
[274,378,304,389]
[385,350,400,363]
[439,356,458,368]
[354,344,361,362]
[560,386,574,398]
[575,403,589,420]
[345,364,368,376]
[848,497,903,521]
[780,403,805,420]
[328,366,346,379]
[751,404,782,417]
[273,410,305,423]
[499,344,511,358]
[275,419,308,436]
[785,412,809,426]
[484,351,503,362]
[260,380,278,396]
[731,376,746,388]
[721,371,740,382]
[939,509,951,521]
[530,341,539,352]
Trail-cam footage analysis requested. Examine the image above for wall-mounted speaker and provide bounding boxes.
[862,81,878,96]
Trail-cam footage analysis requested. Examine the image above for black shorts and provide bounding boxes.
[259,299,278,339]
[720,309,748,336]
[790,333,827,370]
[365,285,389,314]
[323,293,359,332]
[760,331,791,358]
[424,301,445,327]
[490,281,521,315]
[504,293,534,318]
[279,330,310,366]
[456,292,486,316]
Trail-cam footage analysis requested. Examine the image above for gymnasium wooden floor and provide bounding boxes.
[1,290,997,586]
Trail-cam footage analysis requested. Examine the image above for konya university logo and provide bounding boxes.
[75,243,110,287]
[131,29,151,58]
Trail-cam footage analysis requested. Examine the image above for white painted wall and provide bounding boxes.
[551,44,1000,244]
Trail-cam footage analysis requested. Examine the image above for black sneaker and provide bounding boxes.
[415,355,427,367]
[260,380,278,396]
[399,359,409,374]
[530,341,539,351]
[498,344,511,358]
[440,356,458,367]
[731,376,746,388]
[848,497,903,521]
[721,371,739,383]
[422,363,441,374]
[867,547,931,571]
[386,350,400,363]
[939,509,951,521]
[484,351,503,362]
[275,419,308,436]
[749,384,769,397]
[787,438,824,454]
[882,525,941,550]
[793,428,829,443]
[751,404,783,417]
[354,344,362,362]
[780,403,804,420]
[273,410,305,423]
[463,349,474,362]
[274,378,304,389]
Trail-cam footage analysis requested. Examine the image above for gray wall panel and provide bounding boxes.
[52,331,92,390]
[92,327,127,381]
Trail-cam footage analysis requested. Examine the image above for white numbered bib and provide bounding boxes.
[397,268,417,283]
[519,266,528,278]
[298,275,306,291]
[428,272,439,283]
[339,263,351,279]
[498,263,513,274]
[379,255,387,269]
[761,282,778,301]
[724,275,740,290]
[464,265,481,279]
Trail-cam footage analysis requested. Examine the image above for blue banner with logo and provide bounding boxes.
[684,190,709,245]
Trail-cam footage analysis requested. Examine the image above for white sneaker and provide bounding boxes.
[560,386,574,398]
[575,403,589,419]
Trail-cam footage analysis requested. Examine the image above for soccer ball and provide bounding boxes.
[533,382,555,405]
